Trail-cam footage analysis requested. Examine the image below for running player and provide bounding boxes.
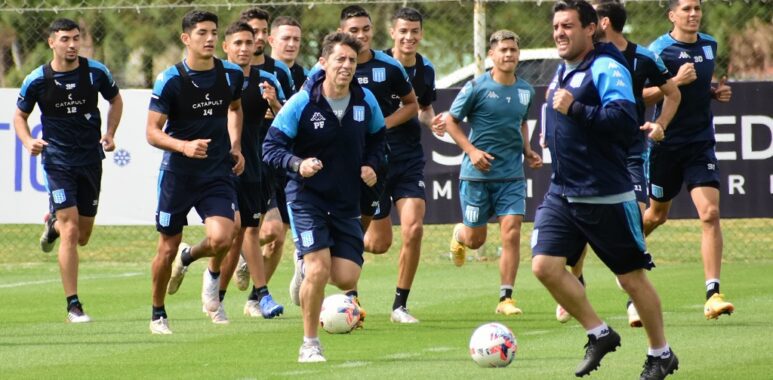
[14,18,123,323]
[644,0,734,320]
[439,30,542,317]
[146,10,245,334]
[532,1,677,378]
[263,32,385,363]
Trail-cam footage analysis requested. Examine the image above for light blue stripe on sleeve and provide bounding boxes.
[623,200,646,251]
[19,66,44,98]
[591,56,635,106]
[271,90,309,138]
[363,88,385,134]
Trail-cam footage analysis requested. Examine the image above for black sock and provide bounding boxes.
[152,305,167,321]
[345,290,358,299]
[208,269,220,279]
[578,275,585,287]
[499,287,513,302]
[219,290,226,302]
[180,247,196,267]
[66,294,80,310]
[393,288,410,310]
[251,286,269,302]
[706,282,720,300]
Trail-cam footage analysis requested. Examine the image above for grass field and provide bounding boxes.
[1,221,772,379]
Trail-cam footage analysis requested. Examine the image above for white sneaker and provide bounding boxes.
[201,268,221,313]
[234,254,250,291]
[556,304,572,323]
[204,303,229,324]
[243,300,262,317]
[150,317,173,334]
[289,257,303,306]
[167,243,190,295]
[298,342,326,363]
[66,305,91,323]
[627,302,642,328]
[390,306,419,324]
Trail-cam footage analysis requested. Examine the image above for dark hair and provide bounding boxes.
[320,32,362,59]
[392,7,423,26]
[668,0,701,11]
[553,0,598,28]
[49,18,79,35]
[182,10,218,33]
[225,21,254,38]
[240,7,270,23]
[593,0,626,33]
[340,5,370,22]
[271,16,301,31]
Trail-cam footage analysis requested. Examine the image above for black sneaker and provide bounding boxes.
[40,213,60,253]
[574,328,621,377]
[640,352,679,380]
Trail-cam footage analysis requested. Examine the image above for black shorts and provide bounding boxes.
[155,171,237,235]
[286,201,364,267]
[531,193,654,275]
[627,154,648,205]
[648,140,720,202]
[373,158,426,220]
[236,179,268,228]
[44,163,102,217]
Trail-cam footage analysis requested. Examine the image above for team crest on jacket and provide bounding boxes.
[372,67,386,82]
[353,106,365,122]
[518,89,530,105]
[569,72,586,88]
[702,46,714,60]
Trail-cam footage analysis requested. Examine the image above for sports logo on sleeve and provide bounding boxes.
[372,68,386,83]
[518,89,530,106]
[702,46,714,60]
[353,106,365,122]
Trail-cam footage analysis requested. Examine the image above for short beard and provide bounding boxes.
[64,55,77,63]
[254,47,264,56]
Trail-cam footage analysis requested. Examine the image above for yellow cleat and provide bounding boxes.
[450,223,467,267]
[495,298,523,316]
[351,296,366,329]
[704,293,734,320]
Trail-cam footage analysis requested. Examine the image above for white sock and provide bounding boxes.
[303,336,320,345]
[453,226,462,243]
[586,323,610,338]
[648,345,671,358]
[706,279,719,292]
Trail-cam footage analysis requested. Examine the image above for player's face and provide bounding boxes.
[340,17,372,52]
[669,0,702,34]
[223,31,255,67]
[553,10,595,63]
[246,18,269,56]
[489,39,520,74]
[320,43,357,88]
[390,19,423,55]
[269,25,302,62]
[182,21,218,60]
[48,29,80,63]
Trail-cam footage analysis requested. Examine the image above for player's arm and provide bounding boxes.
[262,93,320,178]
[101,93,123,152]
[146,111,209,159]
[445,113,494,173]
[13,108,47,156]
[228,98,245,175]
[385,89,418,129]
[362,92,386,186]
[418,104,435,130]
[521,120,542,169]
[710,76,732,103]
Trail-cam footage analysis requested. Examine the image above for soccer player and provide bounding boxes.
[644,0,734,321]
[532,1,678,378]
[440,30,542,317]
[269,16,308,97]
[146,10,245,334]
[555,0,683,326]
[14,18,123,323]
[209,21,285,323]
[241,8,295,97]
[263,32,385,363]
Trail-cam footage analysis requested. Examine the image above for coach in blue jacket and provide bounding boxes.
[530,1,678,379]
[263,32,385,363]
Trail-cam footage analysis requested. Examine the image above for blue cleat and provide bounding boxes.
[259,294,284,319]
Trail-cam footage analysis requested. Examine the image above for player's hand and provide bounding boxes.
[713,76,732,103]
[525,149,543,169]
[469,148,494,172]
[361,166,377,187]
[100,134,116,152]
[231,149,245,175]
[300,157,323,178]
[24,138,48,156]
[552,89,574,115]
[674,63,697,86]
[260,82,278,105]
[641,122,665,142]
[430,112,446,137]
[182,139,210,159]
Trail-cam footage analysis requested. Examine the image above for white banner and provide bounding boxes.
[0,88,203,225]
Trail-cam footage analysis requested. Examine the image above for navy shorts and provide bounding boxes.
[374,158,426,220]
[236,179,268,228]
[44,163,102,217]
[360,178,386,218]
[156,171,237,235]
[286,201,364,267]
[266,170,290,224]
[627,154,649,205]
[648,140,720,202]
[459,179,526,227]
[531,193,654,275]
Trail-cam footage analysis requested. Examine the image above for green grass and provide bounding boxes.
[0,221,772,379]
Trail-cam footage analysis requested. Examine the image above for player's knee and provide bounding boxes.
[466,234,486,250]
[77,234,90,246]
[207,234,232,254]
[698,206,720,225]
[645,209,668,227]
[402,222,423,244]
[365,236,391,254]
[531,258,558,284]
[304,263,330,285]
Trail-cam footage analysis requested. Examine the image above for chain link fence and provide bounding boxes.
[0,0,771,260]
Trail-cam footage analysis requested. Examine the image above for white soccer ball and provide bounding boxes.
[469,322,517,367]
[319,294,361,334]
